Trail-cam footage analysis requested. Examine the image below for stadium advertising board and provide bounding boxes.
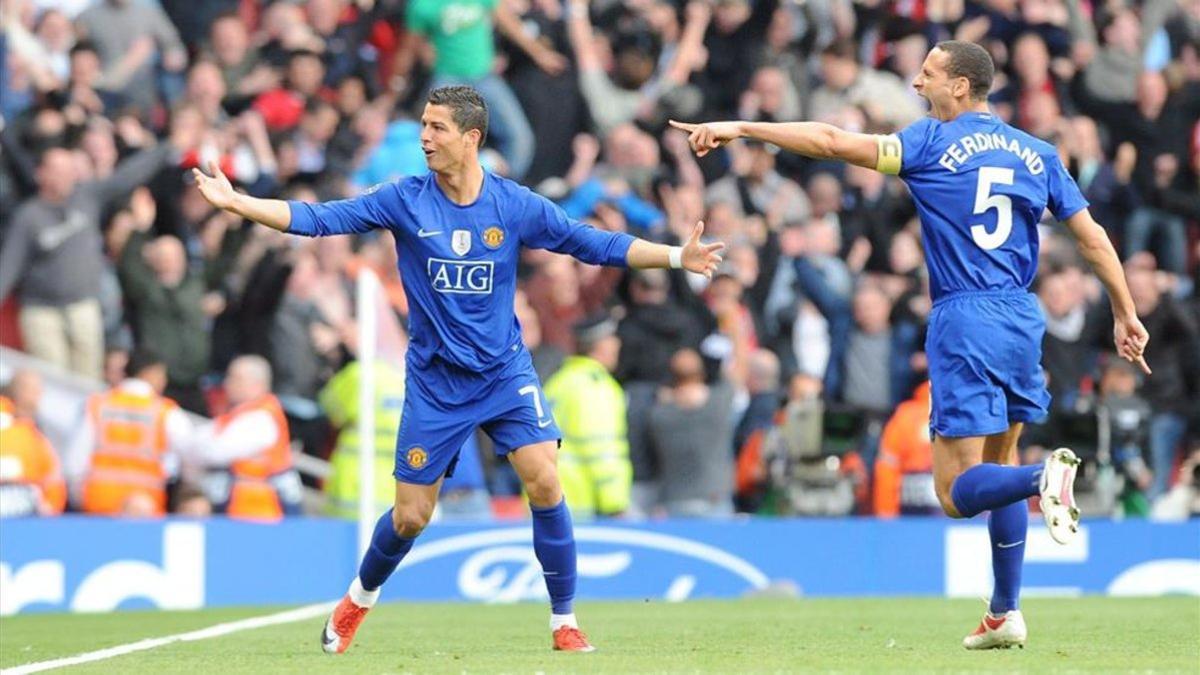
[1,517,1197,614]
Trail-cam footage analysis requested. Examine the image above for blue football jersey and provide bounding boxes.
[887,111,1088,300]
[286,172,634,373]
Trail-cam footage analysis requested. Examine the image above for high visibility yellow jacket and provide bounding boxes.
[543,356,631,518]
[319,360,406,519]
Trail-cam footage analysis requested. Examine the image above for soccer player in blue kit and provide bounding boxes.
[193,86,725,654]
[672,40,1151,649]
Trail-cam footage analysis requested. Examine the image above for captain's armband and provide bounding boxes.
[875,135,902,175]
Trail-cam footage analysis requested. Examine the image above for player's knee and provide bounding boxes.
[935,484,964,518]
[524,466,563,508]
[391,504,432,537]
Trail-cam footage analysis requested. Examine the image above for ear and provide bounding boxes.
[952,76,970,99]
[465,128,483,149]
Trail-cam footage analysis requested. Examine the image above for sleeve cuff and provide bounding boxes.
[286,201,317,236]
[610,232,636,267]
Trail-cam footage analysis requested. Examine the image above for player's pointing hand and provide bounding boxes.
[668,120,745,157]
[681,221,726,278]
[192,159,237,211]
[1114,315,1152,375]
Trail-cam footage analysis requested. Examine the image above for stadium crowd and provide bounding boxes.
[1,0,1198,521]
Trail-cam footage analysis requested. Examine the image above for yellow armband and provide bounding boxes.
[875,134,902,175]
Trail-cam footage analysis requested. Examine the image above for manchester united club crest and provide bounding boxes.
[482,226,505,249]
[406,447,428,469]
[451,230,471,256]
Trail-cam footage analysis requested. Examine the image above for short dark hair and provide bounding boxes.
[934,40,994,100]
[125,348,165,378]
[427,86,489,146]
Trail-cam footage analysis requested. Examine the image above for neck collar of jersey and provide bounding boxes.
[432,169,489,209]
[955,110,995,122]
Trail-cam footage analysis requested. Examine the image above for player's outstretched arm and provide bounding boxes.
[668,120,886,171]
[192,160,291,231]
[1063,208,1151,375]
[626,221,725,278]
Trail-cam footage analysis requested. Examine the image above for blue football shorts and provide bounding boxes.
[393,349,561,484]
[926,289,1051,438]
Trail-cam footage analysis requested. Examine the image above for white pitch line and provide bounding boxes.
[2,601,336,675]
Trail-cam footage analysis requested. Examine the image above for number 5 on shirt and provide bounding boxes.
[971,166,1015,250]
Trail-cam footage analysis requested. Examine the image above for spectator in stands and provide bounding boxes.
[206,10,277,108]
[172,481,213,518]
[406,0,550,180]
[699,0,778,116]
[566,0,707,137]
[808,39,922,128]
[617,267,706,508]
[559,125,667,235]
[734,348,783,456]
[515,288,564,381]
[0,133,191,379]
[118,225,212,414]
[76,0,189,108]
[1037,265,1105,410]
[0,395,66,517]
[707,140,809,230]
[253,49,327,132]
[648,348,735,516]
[192,355,300,521]
[66,348,192,516]
[3,368,44,424]
[500,0,584,185]
[1096,357,1153,516]
[544,314,632,519]
[1123,263,1200,500]
[270,248,342,405]
[1059,119,1137,241]
[1066,0,1177,104]
[873,381,938,517]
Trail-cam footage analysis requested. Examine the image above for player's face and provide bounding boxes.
[912,49,965,118]
[420,103,479,173]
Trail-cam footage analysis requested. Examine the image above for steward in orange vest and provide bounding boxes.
[873,381,940,516]
[71,350,191,516]
[194,356,300,521]
[0,395,66,517]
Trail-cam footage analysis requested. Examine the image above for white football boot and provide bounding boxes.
[1040,447,1082,545]
[963,609,1027,650]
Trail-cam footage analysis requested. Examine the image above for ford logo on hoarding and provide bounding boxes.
[393,527,771,603]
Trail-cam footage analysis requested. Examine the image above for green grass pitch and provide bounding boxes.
[2,597,1198,673]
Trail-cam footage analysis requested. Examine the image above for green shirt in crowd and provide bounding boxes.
[406,0,498,80]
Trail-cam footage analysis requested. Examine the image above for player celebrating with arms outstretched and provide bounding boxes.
[672,41,1149,649]
[193,86,724,655]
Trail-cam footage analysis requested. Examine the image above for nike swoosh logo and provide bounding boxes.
[321,622,338,648]
[36,211,89,252]
[417,229,442,238]
[996,541,1024,549]
[538,419,553,428]
[983,615,1007,630]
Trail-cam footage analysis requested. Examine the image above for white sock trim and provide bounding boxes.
[550,613,578,630]
[348,577,380,608]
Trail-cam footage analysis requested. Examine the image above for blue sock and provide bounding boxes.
[357,509,415,592]
[951,463,1042,518]
[531,499,577,615]
[989,500,1028,614]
